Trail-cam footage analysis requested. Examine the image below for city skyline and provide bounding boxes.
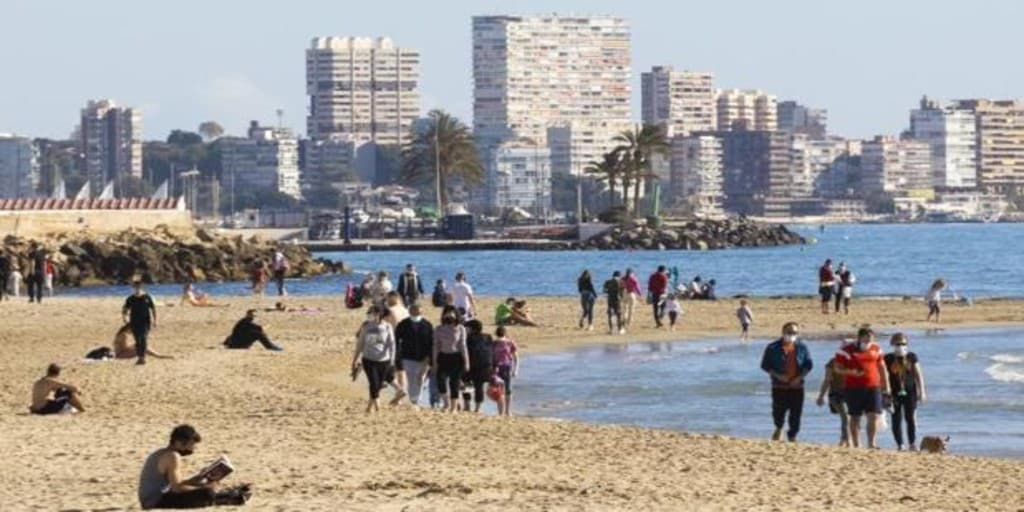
[3,0,1023,141]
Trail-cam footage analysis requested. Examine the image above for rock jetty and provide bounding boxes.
[1,226,343,287]
[576,218,805,250]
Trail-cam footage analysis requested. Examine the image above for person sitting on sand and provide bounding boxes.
[687,276,703,299]
[510,300,539,327]
[700,279,717,300]
[30,363,86,415]
[113,324,173,360]
[223,310,284,351]
[495,297,515,326]
[180,282,227,308]
[138,424,218,509]
[265,302,322,314]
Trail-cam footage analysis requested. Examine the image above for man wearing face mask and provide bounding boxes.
[138,424,215,509]
[760,322,813,442]
[395,304,434,405]
[834,327,891,449]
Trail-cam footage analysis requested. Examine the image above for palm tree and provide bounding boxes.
[613,124,669,217]
[401,110,483,215]
[584,151,623,210]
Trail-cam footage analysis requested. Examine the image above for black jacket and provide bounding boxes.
[395,317,433,362]
[397,271,425,299]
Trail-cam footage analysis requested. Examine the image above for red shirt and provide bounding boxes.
[837,342,883,389]
[819,266,834,285]
[648,272,668,296]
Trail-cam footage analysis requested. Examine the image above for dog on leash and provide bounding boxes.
[919,436,949,453]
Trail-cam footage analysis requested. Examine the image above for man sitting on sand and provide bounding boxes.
[495,297,540,327]
[138,424,217,509]
[223,310,284,351]
[113,324,173,360]
[30,363,85,415]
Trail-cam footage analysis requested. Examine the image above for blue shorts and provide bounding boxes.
[845,388,882,416]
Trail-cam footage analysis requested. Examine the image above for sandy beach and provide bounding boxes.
[1,294,1023,511]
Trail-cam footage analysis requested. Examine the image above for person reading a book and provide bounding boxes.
[138,424,217,509]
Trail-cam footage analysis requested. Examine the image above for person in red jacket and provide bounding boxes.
[833,327,891,449]
[647,266,669,328]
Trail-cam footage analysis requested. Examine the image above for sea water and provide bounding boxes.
[59,223,1024,298]
[513,327,1024,458]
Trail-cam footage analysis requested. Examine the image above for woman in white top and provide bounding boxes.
[351,305,406,413]
[371,271,393,308]
[926,279,946,323]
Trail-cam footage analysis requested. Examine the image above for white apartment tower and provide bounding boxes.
[716,89,777,132]
[670,135,724,217]
[861,136,932,194]
[472,14,632,175]
[0,135,39,198]
[909,96,977,188]
[306,37,419,183]
[79,99,142,196]
[221,121,302,209]
[641,66,716,137]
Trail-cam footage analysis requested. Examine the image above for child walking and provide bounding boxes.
[736,299,754,341]
[664,294,682,331]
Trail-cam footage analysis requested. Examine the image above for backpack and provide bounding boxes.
[345,283,363,309]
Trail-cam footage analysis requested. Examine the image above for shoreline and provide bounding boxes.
[2,296,1023,510]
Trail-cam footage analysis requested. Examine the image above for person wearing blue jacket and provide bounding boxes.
[760,322,813,442]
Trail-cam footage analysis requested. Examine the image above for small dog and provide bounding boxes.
[919,436,949,454]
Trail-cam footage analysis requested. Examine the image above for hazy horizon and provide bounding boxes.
[3,0,1022,141]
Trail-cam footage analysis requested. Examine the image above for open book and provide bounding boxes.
[191,455,234,483]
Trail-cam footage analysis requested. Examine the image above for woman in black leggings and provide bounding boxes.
[884,333,927,451]
[464,320,494,412]
[577,270,596,330]
[432,311,469,412]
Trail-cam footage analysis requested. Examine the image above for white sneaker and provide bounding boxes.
[618,328,626,335]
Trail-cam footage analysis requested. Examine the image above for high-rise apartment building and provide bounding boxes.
[949,99,1024,194]
[79,99,142,196]
[0,135,39,198]
[669,134,724,217]
[860,136,932,195]
[220,121,302,210]
[641,66,716,137]
[472,15,631,166]
[716,90,777,132]
[306,37,419,182]
[486,141,552,213]
[909,97,978,189]
[777,101,827,139]
[715,130,791,215]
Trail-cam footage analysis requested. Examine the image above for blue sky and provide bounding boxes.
[3,0,1021,140]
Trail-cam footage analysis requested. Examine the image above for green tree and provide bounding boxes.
[613,124,669,217]
[401,109,482,214]
[167,130,203,146]
[584,151,624,210]
[197,121,225,141]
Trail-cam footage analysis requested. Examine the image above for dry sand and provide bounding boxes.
[1,294,1023,511]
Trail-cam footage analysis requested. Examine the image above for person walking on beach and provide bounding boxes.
[433,309,469,412]
[352,305,405,412]
[648,266,669,328]
[431,279,448,307]
[818,259,835,314]
[664,293,682,331]
[465,319,494,413]
[395,304,433,406]
[737,300,754,341]
[492,325,519,416]
[27,242,46,303]
[760,322,813,442]
[835,262,855,314]
[123,280,157,365]
[397,263,425,306]
[223,310,284,351]
[271,249,289,296]
[926,279,946,323]
[603,271,626,334]
[30,363,86,415]
[834,327,890,449]
[0,252,9,302]
[622,269,642,327]
[137,424,217,509]
[43,254,56,297]
[577,270,597,330]
[250,259,268,296]
[451,272,476,320]
[884,333,926,451]
[816,353,851,446]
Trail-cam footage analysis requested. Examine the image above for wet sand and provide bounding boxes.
[1,295,1022,511]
